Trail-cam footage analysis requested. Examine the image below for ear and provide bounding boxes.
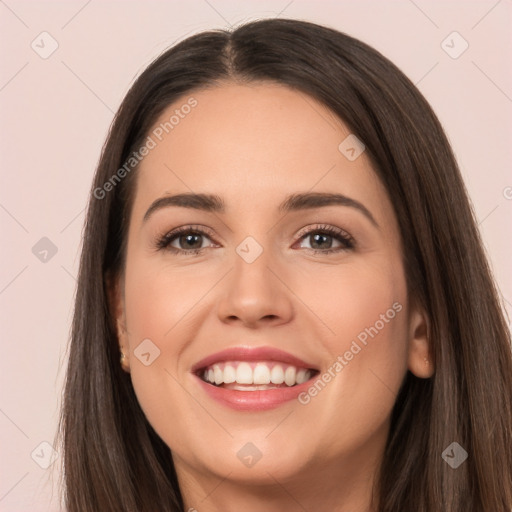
[407,301,434,378]
[106,271,131,373]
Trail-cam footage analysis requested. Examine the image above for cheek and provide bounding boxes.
[293,257,409,439]
[121,257,216,447]
[332,259,409,378]
[292,256,408,354]
[123,258,208,349]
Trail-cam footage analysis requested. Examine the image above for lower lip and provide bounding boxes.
[194,374,314,411]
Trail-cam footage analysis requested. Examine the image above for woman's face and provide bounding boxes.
[112,82,431,499]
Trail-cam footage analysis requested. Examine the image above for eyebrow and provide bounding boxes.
[142,192,379,228]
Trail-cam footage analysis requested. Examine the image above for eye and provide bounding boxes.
[155,225,217,255]
[295,224,355,254]
[155,224,355,256]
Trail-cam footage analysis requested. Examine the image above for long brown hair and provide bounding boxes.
[59,18,512,511]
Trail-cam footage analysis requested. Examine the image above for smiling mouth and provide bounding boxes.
[196,360,319,391]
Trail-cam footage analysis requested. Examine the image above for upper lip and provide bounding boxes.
[191,346,319,373]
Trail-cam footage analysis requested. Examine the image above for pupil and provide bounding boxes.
[311,233,332,249]
[181,234,202,249]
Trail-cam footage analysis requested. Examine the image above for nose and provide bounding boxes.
[216,243,294,329]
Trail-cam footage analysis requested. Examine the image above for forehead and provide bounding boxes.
[132,83,393,227]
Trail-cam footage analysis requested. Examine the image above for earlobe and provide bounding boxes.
[119,349,130,373]
[407,304,434,378]
[106,272,131,373]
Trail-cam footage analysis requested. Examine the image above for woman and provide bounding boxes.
[59,18,512,511]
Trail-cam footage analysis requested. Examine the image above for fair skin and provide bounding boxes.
[110,82,433,512]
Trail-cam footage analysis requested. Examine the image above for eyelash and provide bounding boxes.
[154,224,355,256]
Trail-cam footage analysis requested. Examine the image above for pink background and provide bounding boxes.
[1,1,511,510]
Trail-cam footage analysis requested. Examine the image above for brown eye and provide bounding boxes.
[173,232,206,250]
[155,226,217,255]
[296,225,355,254]
[306,232,337,250]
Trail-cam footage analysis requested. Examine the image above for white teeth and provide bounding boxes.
[253,364,271,384]
[284,366,296,386]
[270,365,285,384]
[201,361,313,387]
[296,368,309,384]
[223,364,236,384]
[213,364,223,385]
[236,362,253,384]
